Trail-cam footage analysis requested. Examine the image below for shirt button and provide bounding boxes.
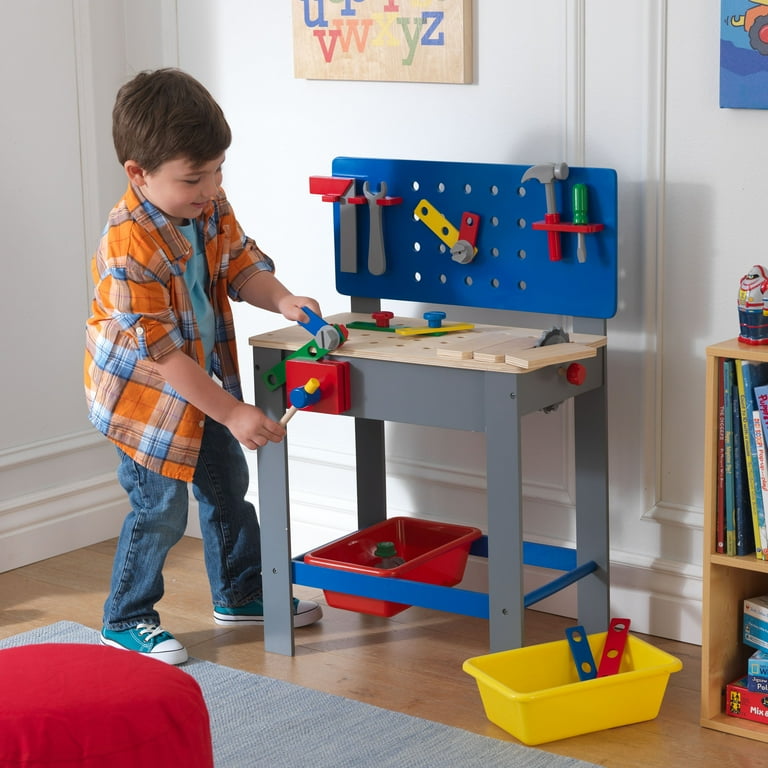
[199,420,205,428]
[136,326,144,336]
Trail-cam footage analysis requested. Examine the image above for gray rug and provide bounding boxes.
[0,622,602,768]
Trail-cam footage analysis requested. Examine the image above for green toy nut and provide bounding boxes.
[374,541,397,557]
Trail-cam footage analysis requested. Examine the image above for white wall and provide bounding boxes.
[2,0,750,645]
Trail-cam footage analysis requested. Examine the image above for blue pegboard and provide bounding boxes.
[325,157,618,319]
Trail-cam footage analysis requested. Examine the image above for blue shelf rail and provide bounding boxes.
[292,536,598,619]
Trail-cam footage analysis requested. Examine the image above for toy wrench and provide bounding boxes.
[363,180,387,276]
[297,306,346,352]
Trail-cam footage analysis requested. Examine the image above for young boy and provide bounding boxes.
[84,68,322,665]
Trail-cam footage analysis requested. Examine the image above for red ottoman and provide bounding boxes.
[0,643,213,768]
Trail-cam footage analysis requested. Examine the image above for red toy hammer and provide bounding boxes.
[521,162,569,261]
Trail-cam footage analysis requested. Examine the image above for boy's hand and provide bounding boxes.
[277,295,322,324]
[224,402,285,450]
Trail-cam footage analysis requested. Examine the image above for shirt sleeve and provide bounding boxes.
[213,197,276,301]
[91,228,186,362]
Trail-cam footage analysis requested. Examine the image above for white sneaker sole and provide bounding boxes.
[99,634,189,665]
[213,603,322,628]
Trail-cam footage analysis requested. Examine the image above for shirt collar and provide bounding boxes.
[124,183,214,263]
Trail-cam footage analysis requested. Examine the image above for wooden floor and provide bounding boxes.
[0,537,758,767]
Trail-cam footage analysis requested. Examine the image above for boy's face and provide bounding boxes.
[125,154,225,224]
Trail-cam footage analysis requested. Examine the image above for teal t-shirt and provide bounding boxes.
[178,220,215,372]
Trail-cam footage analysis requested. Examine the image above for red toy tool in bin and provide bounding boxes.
[304,517,482,617]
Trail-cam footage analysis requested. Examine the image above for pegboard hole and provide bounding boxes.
[491,216,499,227]
[414,272,422,282]
[437,182,445,193]
[517,186,526,197]
[490,185,499,196]
[439,274,447,284]
[413,241,421,252]
[464,183,472,194]
[491,247,500,258]
[518,280,527,290]
[464,276,473,286]
[517,218,526,229]
[412,180,420,191]
[491,278,500,288]
[517,249,526,259]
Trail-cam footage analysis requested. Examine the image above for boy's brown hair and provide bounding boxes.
[112,68,231,172]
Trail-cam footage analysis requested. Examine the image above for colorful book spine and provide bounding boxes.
[717,358,726,553]
[735,361,762,558]
[752,410,768,558]
[755,382,768,526]
[732,392,755,556]
[724,361,736,556]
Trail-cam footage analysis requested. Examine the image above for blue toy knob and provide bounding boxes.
[423,310,446,328]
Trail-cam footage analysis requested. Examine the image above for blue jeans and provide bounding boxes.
[104,417,263,630]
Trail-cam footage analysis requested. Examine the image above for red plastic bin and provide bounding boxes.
[303,517,482,617]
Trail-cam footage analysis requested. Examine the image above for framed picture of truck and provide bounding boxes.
[721,0,768,108]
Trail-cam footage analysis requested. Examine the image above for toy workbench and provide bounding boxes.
[249,157,616,656]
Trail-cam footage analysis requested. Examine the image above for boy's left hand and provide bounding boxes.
[278,295,322,324]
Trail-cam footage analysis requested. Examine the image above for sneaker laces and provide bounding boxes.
[135,623,169,641]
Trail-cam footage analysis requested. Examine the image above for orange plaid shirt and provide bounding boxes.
[84,184,274,481]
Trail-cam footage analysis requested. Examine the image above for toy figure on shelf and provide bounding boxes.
[738,265,768,344]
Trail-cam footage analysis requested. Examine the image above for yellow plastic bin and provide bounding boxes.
[462,631,682,745]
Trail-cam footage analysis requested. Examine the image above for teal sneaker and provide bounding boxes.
[100,623,188,665]
[213,598,322,628]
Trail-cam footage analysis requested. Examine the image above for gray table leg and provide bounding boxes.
[484,372,525,651]
[574,349,610,633]
[253,347,295,656]
[348,302,386,532]
[355,418,387,529]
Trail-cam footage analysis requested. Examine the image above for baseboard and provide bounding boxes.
[459,556,702,646]
[0,473,126,573]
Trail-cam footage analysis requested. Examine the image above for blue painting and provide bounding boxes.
[721,0,768,108]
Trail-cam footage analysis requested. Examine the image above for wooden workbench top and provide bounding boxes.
[249,313,606,374]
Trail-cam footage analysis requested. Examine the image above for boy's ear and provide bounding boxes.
[124,160,147,186]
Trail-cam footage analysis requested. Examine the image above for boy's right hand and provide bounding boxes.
[224,402,285,450]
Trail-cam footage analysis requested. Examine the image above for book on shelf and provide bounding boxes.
[732,391,756,557]
[755,379,768,550]
[717,358,726,553]
[752,409,768,559]
[736,360,768,559]
[724,360,736,556]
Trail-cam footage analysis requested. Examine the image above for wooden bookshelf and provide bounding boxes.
[701,338,768,741]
